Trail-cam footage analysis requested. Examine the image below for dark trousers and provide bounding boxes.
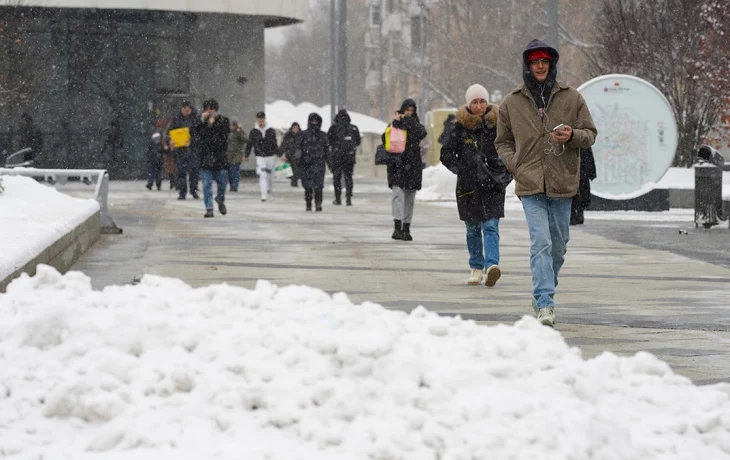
[176,153,198,198]
[332,162,354,199]
[305,188,323,206]
[146,159,163,189]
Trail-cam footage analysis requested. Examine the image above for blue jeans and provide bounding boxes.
[200,169,227,210]
[228,163,241,190]
[465,219,500,270]
[521,194,572,309]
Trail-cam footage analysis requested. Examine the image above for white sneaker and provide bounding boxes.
[261,195,267,202]
[485,265,501,287]
[467,269,483,285]
[536,307,556,327]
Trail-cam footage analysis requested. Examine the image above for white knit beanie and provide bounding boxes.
[465,84,490,105]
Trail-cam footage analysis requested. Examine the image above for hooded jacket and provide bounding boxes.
[381,99,428,190]
[193,113,231,171]
[441,104,511,222]
[297,113,329,189]
[245,122,279,158]
[327,110,362,166]
[495,39,597,198]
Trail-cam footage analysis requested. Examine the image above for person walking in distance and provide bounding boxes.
[297,113,329,212]
[495,39,597,327]
[245,111,279,201]
[280,122,302,187]
[168,100,200,200]
[440,84,512,287]
[193,99,230,218]
[227,118,247,192]
[383,99,427,241]
[327,109,361,206]
[145,132,165,191]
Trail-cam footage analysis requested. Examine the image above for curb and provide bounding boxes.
[0,211,101,293]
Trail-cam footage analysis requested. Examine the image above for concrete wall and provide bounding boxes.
[190,14,266,129]
[0,211,100,293]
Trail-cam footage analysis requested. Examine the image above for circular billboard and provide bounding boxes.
[578,74,678,200]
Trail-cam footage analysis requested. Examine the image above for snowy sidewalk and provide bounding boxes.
[69,178,730,385]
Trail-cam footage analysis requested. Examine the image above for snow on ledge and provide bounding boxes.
[1,267,729,459]
[0,176,99,281]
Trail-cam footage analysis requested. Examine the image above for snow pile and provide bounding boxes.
[265,100,388,134]
[417,163,516,201]
[2,267,730,459]
[416,163,457,201]
[0,176,99,281]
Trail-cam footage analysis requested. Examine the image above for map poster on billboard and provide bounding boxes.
[578,75,678,200]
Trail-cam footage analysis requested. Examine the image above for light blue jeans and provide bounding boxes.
[521,194,572,309]
[465,219,500,270]
[200,169,228,210]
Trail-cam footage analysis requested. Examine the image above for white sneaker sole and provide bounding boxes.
[467,278,482,286]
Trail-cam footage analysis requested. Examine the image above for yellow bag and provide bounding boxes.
[169,127,191,148]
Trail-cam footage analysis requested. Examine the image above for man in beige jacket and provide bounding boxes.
[495,39,597,327]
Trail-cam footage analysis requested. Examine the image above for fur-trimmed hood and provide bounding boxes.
[457,104,499,130]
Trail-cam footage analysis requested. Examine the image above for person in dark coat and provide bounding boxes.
[328,109,362,206]
[226,118,247,192]
[280,122,302,187]
[382,99,427,241]
[437,114,457,145]
[441,84,512,288]
[570,147,597,225]
[192,99,230,218]
[297,113,329,212]
[168,100,200,200]
[245,111,280,201]
[145,132,164,191]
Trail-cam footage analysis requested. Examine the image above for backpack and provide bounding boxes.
[385,126,407,154]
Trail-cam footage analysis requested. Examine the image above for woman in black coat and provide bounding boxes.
[297,113,329,212]
[571,147,597,225]
[382,99,427,241]
[440,84,512,287]
[280,122,302,187]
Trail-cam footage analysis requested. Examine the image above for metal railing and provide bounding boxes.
[0,167,123,234]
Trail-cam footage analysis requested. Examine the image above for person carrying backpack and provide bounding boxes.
[328,109,361,206]
[382,99,427,241]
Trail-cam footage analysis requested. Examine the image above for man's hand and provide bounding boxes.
[393,112,402,122]
[551,125,572,144]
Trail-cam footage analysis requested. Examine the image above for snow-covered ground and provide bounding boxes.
[0,176,99,281]
[1,267,730,459]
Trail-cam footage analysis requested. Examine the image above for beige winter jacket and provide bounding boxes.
[495,81,597,198]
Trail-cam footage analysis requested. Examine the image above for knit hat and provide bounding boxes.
[526,49,553,63]
[465,84,490,105]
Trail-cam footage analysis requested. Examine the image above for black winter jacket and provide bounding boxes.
[382,99,427,190]
[245,125,279,158]
[440,105,512,222]
[168,111,200,157]
[328,110,362,167]
[193,115,231,171]
[298,113,329,189]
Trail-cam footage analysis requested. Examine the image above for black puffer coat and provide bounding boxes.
[382,99,427,190]
[440,104,512,222]
[328,110,362,167]
[192,115,231,171]
[297,113,329,189]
